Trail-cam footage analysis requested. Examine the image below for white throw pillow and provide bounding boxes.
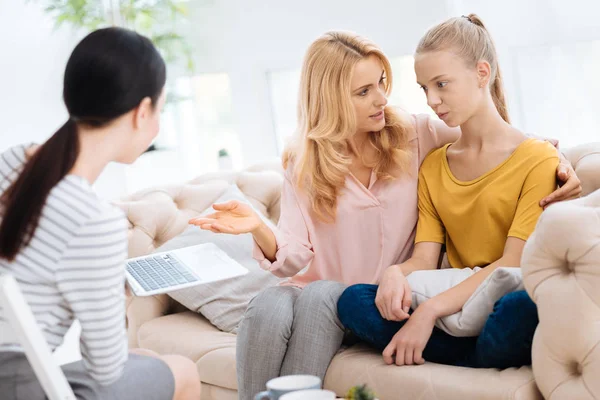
[156,184,284,333]
[407,267,524,337]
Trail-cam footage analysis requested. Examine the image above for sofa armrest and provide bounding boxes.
[521,191,600,399]
[126,294,174,348]
[563,142,600,196]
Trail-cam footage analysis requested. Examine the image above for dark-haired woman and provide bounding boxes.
[0,28,201,400]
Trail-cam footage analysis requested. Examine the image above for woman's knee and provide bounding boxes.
[302,280,346,298]
[241,286,297,337]
[160,355,201,400]
[296,281,346,311]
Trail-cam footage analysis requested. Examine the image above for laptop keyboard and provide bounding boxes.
[126,254,199,292]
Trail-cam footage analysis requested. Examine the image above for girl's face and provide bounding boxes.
[415,50,487,127]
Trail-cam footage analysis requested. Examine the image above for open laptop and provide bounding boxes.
[125,243,248,296]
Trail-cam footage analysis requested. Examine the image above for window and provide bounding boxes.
[125,73,240,194]
[267,68,301,153]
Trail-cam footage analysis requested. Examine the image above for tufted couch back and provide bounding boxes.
[522,189,600,399]
[114,160,284,258]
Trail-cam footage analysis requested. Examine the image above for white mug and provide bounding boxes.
[280,389,336,400]
[254,375,322,400]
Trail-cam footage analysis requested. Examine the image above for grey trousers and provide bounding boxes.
[0,352,174,400]
[236,280,347,400]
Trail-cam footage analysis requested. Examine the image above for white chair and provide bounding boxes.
[0,274,76,400]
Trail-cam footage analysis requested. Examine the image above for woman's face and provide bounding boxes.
[414,50,484,127]
[351,55,389,135]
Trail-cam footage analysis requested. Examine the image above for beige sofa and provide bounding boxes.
[122,143,600,400]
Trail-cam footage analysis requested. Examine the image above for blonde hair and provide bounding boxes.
[416,14,510,123]
[283,31,412,222]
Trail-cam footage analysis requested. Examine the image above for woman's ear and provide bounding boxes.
[133,97,153,130]
[476,60,492,88]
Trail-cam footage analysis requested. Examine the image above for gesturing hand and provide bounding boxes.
[188,201,262,235]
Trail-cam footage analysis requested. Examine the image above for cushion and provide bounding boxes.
[138,311,235,362]
[407,267,524,337]
[115,169,284,259]
[156,184,283,333]
[324,344,540,400]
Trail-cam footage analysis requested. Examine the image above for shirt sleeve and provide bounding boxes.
[253,169,315,278]
[56,207,129,386]
[415,167,446,244]
[0,144,29,193]
[413,114,461,165]
[508,151,559,241]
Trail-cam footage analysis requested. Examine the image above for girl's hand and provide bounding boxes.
[540,157,582,208]
[382,305,437,366]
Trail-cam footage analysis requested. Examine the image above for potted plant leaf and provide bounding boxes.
[31,0,194,71]
[218,148,233,171]
[345,384,378,400]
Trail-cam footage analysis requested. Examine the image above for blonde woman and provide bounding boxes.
[190,31,580,398]
[339,14,565,369]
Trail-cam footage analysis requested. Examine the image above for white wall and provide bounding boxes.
[1,0,449,196]
[3,0,599,199]
[449,0,600,146]
[0,1,75,150]
[186,0,450,165]
[185,0,600,158]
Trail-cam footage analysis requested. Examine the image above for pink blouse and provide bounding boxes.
[253,113,459,288]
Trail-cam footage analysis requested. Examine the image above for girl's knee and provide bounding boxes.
[495,290,536,316]
[337,284,375,325]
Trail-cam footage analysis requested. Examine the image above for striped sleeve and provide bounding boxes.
[0,144,28,192]
[56,205,129,386]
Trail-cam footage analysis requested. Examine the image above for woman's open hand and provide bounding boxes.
[189,201,262,235]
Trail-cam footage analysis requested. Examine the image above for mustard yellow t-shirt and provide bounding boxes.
[415,138,559,269]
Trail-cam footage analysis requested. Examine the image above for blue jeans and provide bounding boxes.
[337,284,538,369]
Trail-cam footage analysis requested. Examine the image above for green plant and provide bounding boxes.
[218,149,229,157]
[345,384,377,400]
[32,0,194,70]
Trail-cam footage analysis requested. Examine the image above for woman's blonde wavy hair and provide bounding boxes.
[283,31,413,223]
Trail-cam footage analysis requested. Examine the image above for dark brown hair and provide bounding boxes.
[0,27,166,261]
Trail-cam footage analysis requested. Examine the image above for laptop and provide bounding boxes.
[125,243,248,296]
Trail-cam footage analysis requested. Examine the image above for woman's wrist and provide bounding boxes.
[251,220,270,238]
[251,221,277,262]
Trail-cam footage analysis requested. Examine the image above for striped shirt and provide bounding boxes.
[0,144,128,385]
